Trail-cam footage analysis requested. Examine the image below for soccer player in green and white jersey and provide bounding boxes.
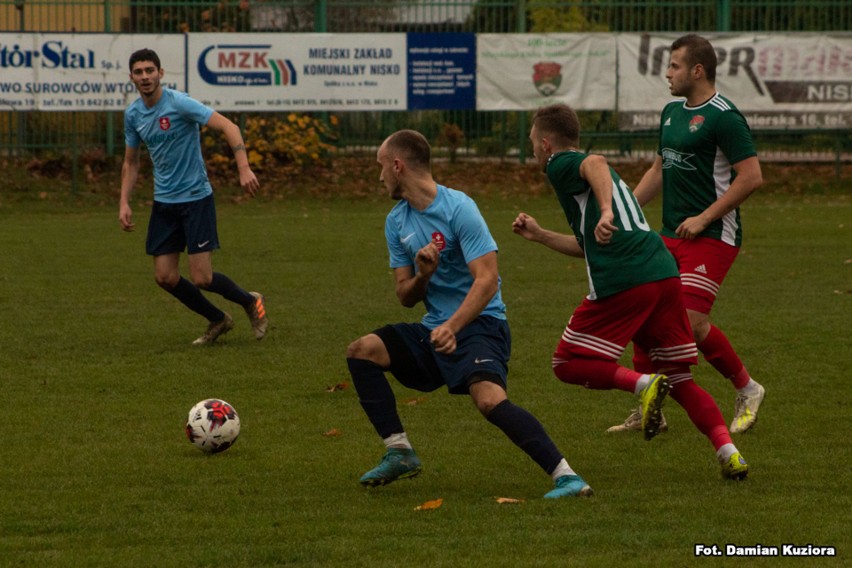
[513,103,748,481]
[611,34,765,435]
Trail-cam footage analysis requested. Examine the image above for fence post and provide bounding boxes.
[835,134,842,180]
[517,0,527,164]
[315,0,328,32]
[716,0,731,31]
[315,0,329,135]
[104,0,115,158]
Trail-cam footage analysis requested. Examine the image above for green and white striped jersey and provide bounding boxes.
[546,151,679,300]
[658,93,757,246]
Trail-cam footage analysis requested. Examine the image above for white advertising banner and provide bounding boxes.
[477,34,616,111]
[0,34,185,111]
[187,33,407,111]
[618,33,852,130]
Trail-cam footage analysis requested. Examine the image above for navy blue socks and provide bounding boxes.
[167,277,225,322]
[486,399,563,475]
[348,358,404,439]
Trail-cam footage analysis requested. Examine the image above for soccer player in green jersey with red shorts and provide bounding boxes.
[610,34,765,435]
[513,103,748,480]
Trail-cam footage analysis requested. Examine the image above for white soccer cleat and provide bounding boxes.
[192,313,235,345]
[606,407,669,433]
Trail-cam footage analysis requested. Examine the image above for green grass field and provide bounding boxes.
[1,189,849,566]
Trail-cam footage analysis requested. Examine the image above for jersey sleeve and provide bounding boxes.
[173,91,215,125]
[123,108,141,149]
[546,153,585,195]
[716,109,757,165]
[453,196,498,265]
[384,210,411,269]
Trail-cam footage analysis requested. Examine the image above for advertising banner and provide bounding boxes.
[618,33,852,130]
[407,33,475,110]
[477,34,616,111]
[0,33,184,111]
[187,33,407,111]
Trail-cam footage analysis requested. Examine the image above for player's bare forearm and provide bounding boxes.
[513,213,584,258]
[432,274,496,354]
[537,231,584,257]
[677,157,763,238]
[395,271,430,308]
[444,275,496,335]
[633,156,663,206]
[118,153,140,231]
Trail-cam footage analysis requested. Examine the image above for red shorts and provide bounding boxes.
[553,277,698,368]
[662,235,739,314]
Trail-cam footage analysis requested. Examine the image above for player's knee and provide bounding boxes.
[552,358,581,385]
[346,335,382,363]
[154,273,179,290]
[468,376,506,416]
[345,338,364,359]
[192,274,213,289]
[687,312,711,341]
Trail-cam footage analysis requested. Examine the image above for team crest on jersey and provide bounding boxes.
[159,117,171,131]
[689,115,705,133]
[532,62,562,96]
[431,231,446,251]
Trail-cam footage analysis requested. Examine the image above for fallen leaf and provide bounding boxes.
[414,498,443,511]
[324,382,349,392]
[404,396,427,406]
[322,428,342,438]
[495,497,525,504]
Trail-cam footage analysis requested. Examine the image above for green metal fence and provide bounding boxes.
[2,1,851,170]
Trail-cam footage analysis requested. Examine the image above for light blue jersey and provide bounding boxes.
[124,88,214,203]
[385,184,506,329]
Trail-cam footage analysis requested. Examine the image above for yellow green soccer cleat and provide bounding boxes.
[730,384,766,433]
[639,374,670,441]
[720,451,749,480]
[360,448,422,487]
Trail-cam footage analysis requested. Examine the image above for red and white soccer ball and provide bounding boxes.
[185,399,241,454]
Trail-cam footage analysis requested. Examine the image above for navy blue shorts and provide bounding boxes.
[146,194,220,256]
[373,316,511,395]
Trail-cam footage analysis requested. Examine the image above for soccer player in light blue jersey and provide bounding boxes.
[345,129,591,499]
[119,48,267,345]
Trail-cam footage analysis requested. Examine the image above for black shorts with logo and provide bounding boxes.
[146,193,219,256]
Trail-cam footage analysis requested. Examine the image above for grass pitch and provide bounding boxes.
[0,190,849,566]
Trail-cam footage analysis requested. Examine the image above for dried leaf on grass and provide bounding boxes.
[324,382,349,392]
[495,497,525,505]
[414,498,444,511]
[322,428,343,438]
[403,396,428,406]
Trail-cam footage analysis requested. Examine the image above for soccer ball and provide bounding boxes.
[185,399,240,454]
